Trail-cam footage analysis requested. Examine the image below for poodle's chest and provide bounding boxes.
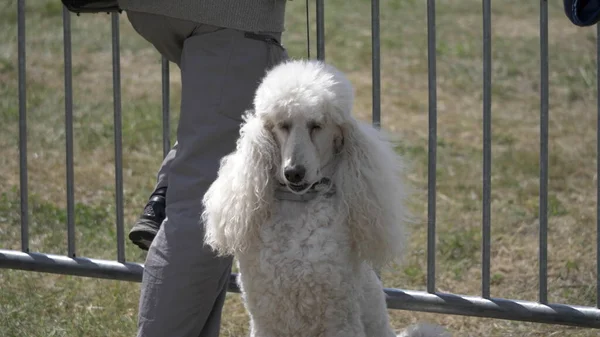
[235,199,362,336]
[261,199,348,259]
[239,198,352,284]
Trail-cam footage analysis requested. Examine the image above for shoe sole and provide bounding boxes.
[129,226,159,251]
[132,237,153,251]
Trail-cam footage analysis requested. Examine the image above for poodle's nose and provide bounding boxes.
[284,165,306,184]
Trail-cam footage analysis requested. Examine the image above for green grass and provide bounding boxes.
[1,0,599,336]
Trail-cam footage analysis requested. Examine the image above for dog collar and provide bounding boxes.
[275,178,335,202]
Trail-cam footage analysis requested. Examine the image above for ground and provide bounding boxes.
[0,0,599,336]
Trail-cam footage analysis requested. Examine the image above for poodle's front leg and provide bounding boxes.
[328,327,366,337]
[324,298,367,337]
[249,328,272,337]
[359,267,397,337]
[249,321,279,337]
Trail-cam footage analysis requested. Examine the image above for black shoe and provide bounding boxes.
[129,188,166,251]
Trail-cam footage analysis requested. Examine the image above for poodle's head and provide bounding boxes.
[203,60,408,266]
[253,60,353,194]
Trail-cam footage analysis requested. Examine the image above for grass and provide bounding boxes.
[0,0,599,336]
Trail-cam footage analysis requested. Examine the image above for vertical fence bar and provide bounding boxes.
[316,0,325,60]
[305,0,311,59]
[161,56,170,158]
[481,0,492,299]
[112,13,125,263]
[63,6,76,257]
[539,0,549,305]
[18,0,29,253]
[597,23,600,309]
[371,0,381,129]
[426,0,437,294]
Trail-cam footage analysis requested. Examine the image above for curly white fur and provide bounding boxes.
[202,60,450,337]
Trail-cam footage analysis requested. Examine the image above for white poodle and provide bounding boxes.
[202,60,450,337]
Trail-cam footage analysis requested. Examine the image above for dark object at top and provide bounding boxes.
[564,0,600,27]
[61,0,122,15]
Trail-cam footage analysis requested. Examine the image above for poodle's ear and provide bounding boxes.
[201,111,277,256]
[336,119,410,268]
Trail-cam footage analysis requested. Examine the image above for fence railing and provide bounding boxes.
[2,0,600,330]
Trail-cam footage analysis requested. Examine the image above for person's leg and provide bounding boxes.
[153,142,177,190]
[125,11,189,66]
[126,13,289,337]
[125,10,189,250]
[129,142,176,251]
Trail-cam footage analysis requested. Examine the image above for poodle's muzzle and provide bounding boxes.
[283,164,322,194]
[283,164,307,187]
[276,177,334,201]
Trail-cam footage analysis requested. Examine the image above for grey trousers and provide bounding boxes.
[125,11,288,337]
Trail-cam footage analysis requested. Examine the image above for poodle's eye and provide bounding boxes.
[278,122,291,132]
[308,122,322,132]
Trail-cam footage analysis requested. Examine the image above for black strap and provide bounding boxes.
[244,32,283,47]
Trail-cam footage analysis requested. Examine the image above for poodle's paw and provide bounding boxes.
[398,323,452,337]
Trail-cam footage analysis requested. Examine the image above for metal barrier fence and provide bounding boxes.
[1,0,600,330]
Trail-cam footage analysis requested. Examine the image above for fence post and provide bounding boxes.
[316,0,325,60]
[162,57,171,158]
[596,20,600,310]
[371,0,381,129]
[63,5,76,258]
[18,0,29,254]
[111,13,125,263]
[539,0,549,305]
[481,0,492,299]
[426,0,438,294]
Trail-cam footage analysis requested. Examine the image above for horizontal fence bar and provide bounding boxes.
[0,250,143,282]
[1,249,599,329]
[385,288,600,329]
